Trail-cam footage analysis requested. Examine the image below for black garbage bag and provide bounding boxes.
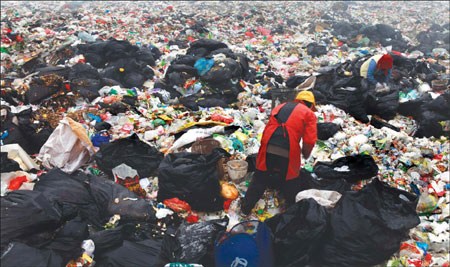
[317,179,420,267]
[370,116,400,132]
[209,48,237,59]
[398,93,432,119]
[317,122,341,140]
[236,53,251,76]
[285,75,309,88]
[332,21,361,38]
[68,63,100,80]
[187,47,210,57]
[101,58,154,89]
[157,148,229,211]
[1,190,63,249]
[313,155,379,183]
[149,45,162,60]
[197,96,232,108]
[263,71,283,84]
[306,43,328,57]
[70,78,102,101]
[97,101,129,115]
[179,95,229,111]
[0,119,33,156]
[187,39,228,54]
[43,216,89,264]
[10,108,53,155]
[1,242,64,267]
[89,175,156,223]
[365,89,400,120]
[414,92,450,138]
[95,239,162,267]
[159,218,228,265]
[165,72,187,89]
[172,54,200,66]
[21,57,48,75]
[83,52,107,68]
[103,39,139,62]
[135,48,156,66]
[33,169,103,227]
[295,169,351,195]
[375,24,402,39]
[35,66,71,79]
[317,75,369,122]
[101,77,122,87]
[201,58,242,85]
[89,225,131,255]
[415,110,448,138]
[265,198,329,267]
[327,85,369,123]
[1,152,21,172]
[94,121,112,132]
[95,133,163,178]
[122,72,147,88]
[392,54,415,73]
[25,74,64,104]
[168,39,189,49]
[165,64,198,77]
[422,92,450,117]
[121,95,138,107]
[0,87,22,106]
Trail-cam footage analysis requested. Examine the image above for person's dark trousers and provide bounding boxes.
[280,178,307,206]
[241,153,304,215]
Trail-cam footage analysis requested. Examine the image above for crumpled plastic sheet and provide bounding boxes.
[37,117,95,173]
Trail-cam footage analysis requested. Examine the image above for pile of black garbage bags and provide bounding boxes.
[2,38,257,113]
[0,106,53,155]
[153,38,255,110]
[263,154,419,267]
[1,154,420,267]
[294,52,450,138]
[1,131,233,267]
[2,38,160,106]
[318,15,449,54]
[1,167,228,267]
[267,176,419,267]
[414,23,450,55]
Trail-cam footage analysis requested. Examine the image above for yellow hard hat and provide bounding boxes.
[295,91,316,110]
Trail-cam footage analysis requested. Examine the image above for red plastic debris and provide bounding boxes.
[163,198,192,213]
[8,176,28,190]
[186,213,199,224]
[223,199,232,211]
[245,31,254,38]
[211,113,234,124]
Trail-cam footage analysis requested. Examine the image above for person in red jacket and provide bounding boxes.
[240,91,318,215]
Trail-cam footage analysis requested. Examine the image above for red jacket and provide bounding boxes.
[256,102,317,180]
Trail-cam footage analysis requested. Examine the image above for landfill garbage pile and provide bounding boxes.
[1,1,449,267]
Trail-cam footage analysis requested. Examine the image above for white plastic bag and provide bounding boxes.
[295,189,342,208]
[167,126,225,153]
[112,163,139,181]
[38,117,95,173]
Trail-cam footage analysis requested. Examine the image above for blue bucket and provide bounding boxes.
[215,220,274,267]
